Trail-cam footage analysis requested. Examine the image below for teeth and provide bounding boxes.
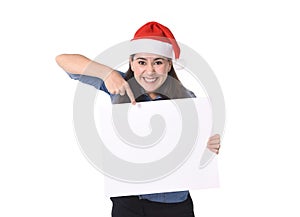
[144,77,157,83]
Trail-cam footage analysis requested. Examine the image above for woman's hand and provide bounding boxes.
[207,134,221,154]
[56,54,136,105]
[104,71,136,105]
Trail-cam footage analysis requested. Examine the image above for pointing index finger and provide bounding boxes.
[124,83,136,105]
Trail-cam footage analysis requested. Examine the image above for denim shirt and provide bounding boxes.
[66,72,190,203]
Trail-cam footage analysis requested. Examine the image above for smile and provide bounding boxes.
[143,77,158,83]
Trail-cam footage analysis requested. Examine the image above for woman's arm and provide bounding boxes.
[56,54,114,79]
[55,54,135,104]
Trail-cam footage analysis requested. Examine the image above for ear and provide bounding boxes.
[130,59,135,72]
[168,60,172,72]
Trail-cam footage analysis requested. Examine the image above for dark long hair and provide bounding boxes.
[112,58,194,104]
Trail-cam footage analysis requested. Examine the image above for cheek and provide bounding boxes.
[163,64,171,75]
[160,68,169,78]
[133,69,141,77]
[161,74,168,83]
[133,71,142,81]
[132,64,142,74]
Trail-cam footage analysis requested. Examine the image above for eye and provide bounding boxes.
[136,60,146,65]
[154,61,163,65]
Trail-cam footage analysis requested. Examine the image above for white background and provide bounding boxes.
[1,0,300,216]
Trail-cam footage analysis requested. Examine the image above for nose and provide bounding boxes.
[145,62,155,74]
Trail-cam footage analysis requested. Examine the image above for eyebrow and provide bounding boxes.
[134,57,167,61]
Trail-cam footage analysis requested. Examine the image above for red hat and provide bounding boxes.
[129,21,180,59]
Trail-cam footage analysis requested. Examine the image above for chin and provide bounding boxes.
[144,87,157,93]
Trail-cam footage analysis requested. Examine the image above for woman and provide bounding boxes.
[56,21,220,217]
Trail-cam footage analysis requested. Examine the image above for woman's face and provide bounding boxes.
[130,53,172,93]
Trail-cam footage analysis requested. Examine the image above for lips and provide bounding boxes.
[143,77,157,83]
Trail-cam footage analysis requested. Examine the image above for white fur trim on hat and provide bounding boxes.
[129,39,173,59]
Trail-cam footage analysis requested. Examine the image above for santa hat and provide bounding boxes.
[129,21,180,59]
